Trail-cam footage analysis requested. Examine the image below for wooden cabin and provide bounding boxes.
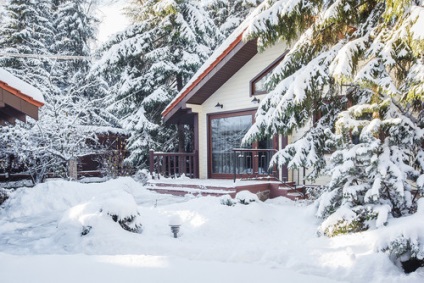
[149,22,329,199]
[0,68,44,125]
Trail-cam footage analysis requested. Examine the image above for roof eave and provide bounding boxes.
[163,37,258,123]
[0,81,44,107]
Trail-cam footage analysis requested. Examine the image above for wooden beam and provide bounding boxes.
[0,105,26,123]
[0,81,44,107]
[0,111,16,125]
[1,90,38,120]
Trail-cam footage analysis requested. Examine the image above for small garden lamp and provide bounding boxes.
[169,215,182,238]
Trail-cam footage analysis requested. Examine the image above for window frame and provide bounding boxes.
[207,109,278,179]
[249,50,289,96]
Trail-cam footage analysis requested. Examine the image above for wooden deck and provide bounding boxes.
[146,178,306,201]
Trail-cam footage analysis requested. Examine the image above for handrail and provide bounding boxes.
[232,148,277,152]
[232,148,278,182]
[149,150,198,179]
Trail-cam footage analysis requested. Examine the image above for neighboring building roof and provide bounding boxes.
[0,68,45,124]
[161,5,266,124]
[0,68,45,105]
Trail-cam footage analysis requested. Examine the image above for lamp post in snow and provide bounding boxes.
[169,215,182,238]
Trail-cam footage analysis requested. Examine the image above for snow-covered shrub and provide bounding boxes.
[221,191,261,206]
[97,150,135,179]
[379,199,424,273]
[133,169,149,185]
[220,194,237,206]
[0,188,9,206]
[57,190,142,238]
[108,212,142,233]
[318,205,378,237]
[381,235,424,271]
[305,185,325,201]
[235,191,260,205]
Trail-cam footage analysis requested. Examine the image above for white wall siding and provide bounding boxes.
[188,40,332,186]
[188,41,288,179]
[287,119,331,186]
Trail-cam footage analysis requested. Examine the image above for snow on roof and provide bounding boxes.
[162,2,267,117]
[0,67,45,104]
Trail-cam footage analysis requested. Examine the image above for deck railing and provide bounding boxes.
[232,148,278,181]
[149,150,198,179]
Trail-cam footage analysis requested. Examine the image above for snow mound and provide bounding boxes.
[235,190,260,205]
[55,190,142,251]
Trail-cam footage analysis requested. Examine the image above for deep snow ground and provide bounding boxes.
[0,177,423,283]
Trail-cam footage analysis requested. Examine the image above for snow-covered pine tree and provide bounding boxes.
[51,0,93,90]
[0,0,58,183]
[0,1,6,25]
[51,0,116,127]
[33,0,120,180]
[93,0,222,167]
[0,0,118,182]
[0,0,54,92]
[205,0,262,37]
[243,0,424,237]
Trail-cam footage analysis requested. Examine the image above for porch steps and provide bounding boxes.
[273,183,306,200]
[146,182,236,197]
[146,180,306,201]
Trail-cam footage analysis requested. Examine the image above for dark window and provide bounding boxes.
[208,110,278,179]
[250,50,288,96]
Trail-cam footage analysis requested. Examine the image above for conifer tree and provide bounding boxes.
[94,0,222,167]
[243,0,424,236]
[51,0,115,127]
[206,0,262,37]
[0,0,117,182]
[0,0,54,92]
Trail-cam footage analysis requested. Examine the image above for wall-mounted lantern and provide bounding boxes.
[215,102,223,109]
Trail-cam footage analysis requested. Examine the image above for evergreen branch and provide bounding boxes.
[390,95,419,124]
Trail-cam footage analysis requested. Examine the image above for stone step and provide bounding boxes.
[146,185,236,197]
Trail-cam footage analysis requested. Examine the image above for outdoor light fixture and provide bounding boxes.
[215,102,223,108]
[251,97,260,104]
[169,215,182,238]
[170,224,181,238]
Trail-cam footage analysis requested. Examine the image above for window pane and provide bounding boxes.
[211,115,252,174]
[254,74,269,93]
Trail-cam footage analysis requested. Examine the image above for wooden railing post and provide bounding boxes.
[148,151,198,179]
[149,149,154,177]
[194,150,199,178]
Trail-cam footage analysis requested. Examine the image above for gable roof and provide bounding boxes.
[0,68,45,124]
[162,6,266,124]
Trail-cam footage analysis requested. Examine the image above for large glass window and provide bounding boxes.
[211,114,252,175]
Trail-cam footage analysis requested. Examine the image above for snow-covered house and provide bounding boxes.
[0,68,44,125]
[150,15,329,196]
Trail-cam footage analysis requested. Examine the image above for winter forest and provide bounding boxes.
[1,0,424,278]
[0,0,262,182]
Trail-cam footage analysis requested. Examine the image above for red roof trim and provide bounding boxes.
[162,33,244,118]
[0,81,44,107]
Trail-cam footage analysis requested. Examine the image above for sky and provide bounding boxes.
[96,0,130,43]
